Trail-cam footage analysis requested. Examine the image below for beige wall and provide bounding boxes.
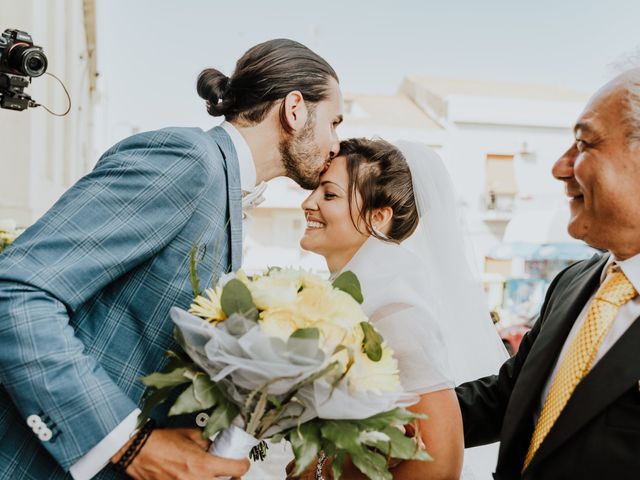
[0,0,97,226]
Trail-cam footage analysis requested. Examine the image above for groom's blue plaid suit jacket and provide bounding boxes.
[0,126,243,479]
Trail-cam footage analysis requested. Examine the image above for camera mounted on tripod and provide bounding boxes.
[0,28,48,111]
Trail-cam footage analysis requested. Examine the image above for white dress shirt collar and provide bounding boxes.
[612,251,640,293]
[220,121,256,192]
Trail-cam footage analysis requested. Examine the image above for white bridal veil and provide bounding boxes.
[395,140,508,384]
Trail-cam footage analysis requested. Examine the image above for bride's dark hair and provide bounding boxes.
[339,138,419,243]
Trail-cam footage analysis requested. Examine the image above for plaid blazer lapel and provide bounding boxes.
[207,126,243,272]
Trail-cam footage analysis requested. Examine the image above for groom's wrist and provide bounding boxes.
[112,419,155,471]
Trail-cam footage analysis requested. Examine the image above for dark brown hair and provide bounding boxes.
[197,39,338,133]
[339,138,419,243]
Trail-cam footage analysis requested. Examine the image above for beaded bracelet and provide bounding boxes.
[114,419,156,473]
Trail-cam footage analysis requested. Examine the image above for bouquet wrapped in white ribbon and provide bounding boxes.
[140,265,430,479]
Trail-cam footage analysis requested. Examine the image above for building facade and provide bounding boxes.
[0,0,97,226]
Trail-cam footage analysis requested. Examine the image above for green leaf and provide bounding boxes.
[141,367,191,389]
[332,271,364,303]
[290,327,319,341]
[202,401,240,440]
[358,407,426,430]
[289,421,321,476]
[137,387,173,428]
[221,279,258,320]
[287,328,321,359]
[169,384,202,416]
[350,449,392,480]
[321,421,361,452]
[163,350,195,371]
[332,451,346,480]
[245,387,269,437]
[381,426,432,461]
[360,322,383,362]
[193,373,221,410]
[189,242,202,297]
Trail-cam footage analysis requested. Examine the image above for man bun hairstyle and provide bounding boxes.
[197,39,338,132]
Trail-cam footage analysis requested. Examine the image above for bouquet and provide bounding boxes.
[140,260,431,479]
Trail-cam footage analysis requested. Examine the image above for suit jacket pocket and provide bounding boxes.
[606,384,640,430]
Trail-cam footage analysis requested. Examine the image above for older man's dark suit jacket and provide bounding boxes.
[457,253,640,479]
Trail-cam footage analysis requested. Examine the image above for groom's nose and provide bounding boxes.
[329,133,339,159]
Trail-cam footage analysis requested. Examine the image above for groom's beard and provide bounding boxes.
[280,114,325,190]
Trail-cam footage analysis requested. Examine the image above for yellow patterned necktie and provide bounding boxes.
[523,264,637,471]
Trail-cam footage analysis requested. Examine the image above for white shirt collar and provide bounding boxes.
[220,121,256,192]
[601,252,640,293]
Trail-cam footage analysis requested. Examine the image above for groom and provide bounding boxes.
[0,38,343,480]
[457,68,640,479]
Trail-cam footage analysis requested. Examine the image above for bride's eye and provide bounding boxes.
[324,193,337,200]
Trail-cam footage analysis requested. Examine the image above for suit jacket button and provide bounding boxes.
[196,412,209,427]
[38,428,53,442]
[26,414,41,428]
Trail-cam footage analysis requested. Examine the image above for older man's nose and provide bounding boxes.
[552,145,577,181]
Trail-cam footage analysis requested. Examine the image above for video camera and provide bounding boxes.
[0,28,48,111]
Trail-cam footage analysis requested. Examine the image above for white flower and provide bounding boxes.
[345,342,401,394]
[249,268,302,310]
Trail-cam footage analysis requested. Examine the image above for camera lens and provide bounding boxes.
[8,43,48,77]
[22,50,47,77]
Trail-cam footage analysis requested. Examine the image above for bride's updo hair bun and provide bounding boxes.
[339,138,419,243]
[197,68,232,117]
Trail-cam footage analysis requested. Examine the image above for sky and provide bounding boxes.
[95,0,640,149]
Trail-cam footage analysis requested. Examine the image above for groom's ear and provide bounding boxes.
[282,90,309,133]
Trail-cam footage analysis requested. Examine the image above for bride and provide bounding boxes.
[290,138,508,479]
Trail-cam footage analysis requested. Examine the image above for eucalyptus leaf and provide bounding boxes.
[360,322,383,362]
[141,367,191,389]
[169,384,202,416]
[221,279,258,320]
[287,328,321,360]
[193,373,220,410]
[332,270,364,303]
[202,401,240,440]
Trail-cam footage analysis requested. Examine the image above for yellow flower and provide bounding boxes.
[282,287,366,352]
[189,287,225,323]
[345,342,401,394]
[259,307,303,340]
[299,270,332,291]
[249,268,302,310]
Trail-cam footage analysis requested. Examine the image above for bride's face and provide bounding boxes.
[300,156,369,261]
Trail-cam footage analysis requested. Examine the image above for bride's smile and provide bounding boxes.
[300,156,376,273]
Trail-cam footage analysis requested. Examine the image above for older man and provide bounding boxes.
[457,69,640,479]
